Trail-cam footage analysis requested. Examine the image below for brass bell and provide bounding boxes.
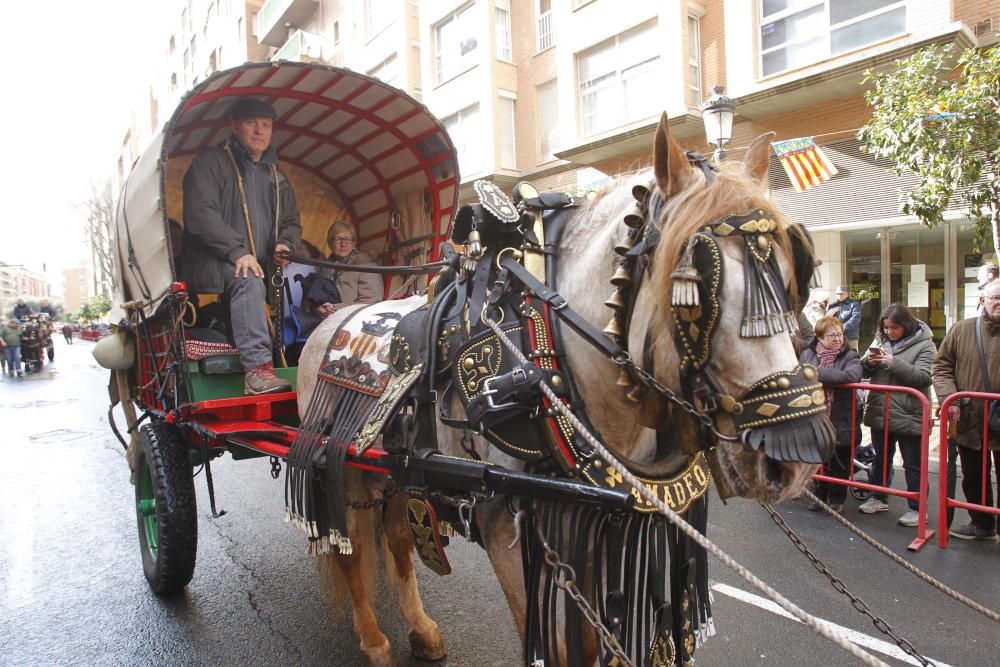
[604,288,627,310]
[614,234,636,256]
[625,385,644,403]
[631,179,652,204]
[624,204,646,228]
[602,316,623,339]
[616,367,632,388]
[467,228,483,259]
[610,264,632,287]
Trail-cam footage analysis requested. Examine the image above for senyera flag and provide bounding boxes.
[772,137,838,192]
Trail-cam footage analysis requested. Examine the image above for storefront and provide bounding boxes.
[770,138,996,345]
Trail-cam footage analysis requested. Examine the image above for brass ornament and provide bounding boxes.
[551,374,563,388]
[614,234,635,255]
[603,316,623,338]
[777,377,791,389]
[616,367,633,388]
[756,402,780,417]
[787,394,814,409]
[610,264,632,287]
[626,385,644,403]
[624,204,646,228]
[604,288,627,310]
[812,390,826,406]
[803,366,817,381]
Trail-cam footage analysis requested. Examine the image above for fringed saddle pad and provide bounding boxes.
[285,295,426,554]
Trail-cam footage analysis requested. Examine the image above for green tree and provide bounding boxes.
[859,45,1000,257]
[89,293,112,319]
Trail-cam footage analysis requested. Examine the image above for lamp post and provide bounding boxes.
[700,85,735,163]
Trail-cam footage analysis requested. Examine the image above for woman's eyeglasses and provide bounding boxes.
[822,332,845,340]
[332,236,356,244]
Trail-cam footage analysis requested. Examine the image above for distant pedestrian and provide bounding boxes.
[62,323,73,345]
[932,280,1000,540]
[1,319,23,377]
[13,299,32,321]
[800,316,862,513]
[826,286,861,350]
[858,304,936,527]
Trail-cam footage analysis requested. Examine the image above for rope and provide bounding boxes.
[482,315,891,667]
[803,489,1000,624]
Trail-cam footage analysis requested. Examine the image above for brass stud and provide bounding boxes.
[594,459,603,468]
[757,235,769,250]
[611,265,632,287]
[551,374,563,388]
[463,357,475,371]
[803,366,817,381]
[777,377,791,389]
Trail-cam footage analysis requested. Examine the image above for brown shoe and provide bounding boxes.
[244,362,291,395]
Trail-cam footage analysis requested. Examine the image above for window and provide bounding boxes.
[237,16,243,41]
[435,5,478,84]
[368,54,399,87]
[498,96,516,168]
[760,0,906,77]
[496,0,512,62]
[443,104,484,176]
[366,0,393,39]
[333,20,340,45]
[577,21,660,136]
[537,79,559,160]
[688,15,702,107]
[169,35,176,54]
[536,0,554,52]
[170,72,178,90]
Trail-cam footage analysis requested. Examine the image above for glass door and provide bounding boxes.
[887,225,947,345]
[843,229,883,346]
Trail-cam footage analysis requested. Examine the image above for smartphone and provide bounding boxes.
[868,345,882,357]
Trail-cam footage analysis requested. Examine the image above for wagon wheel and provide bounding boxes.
[134,421,198,594]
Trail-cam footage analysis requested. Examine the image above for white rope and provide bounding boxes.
[483,316,890,667]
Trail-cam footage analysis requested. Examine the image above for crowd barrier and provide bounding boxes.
[811,382,934,552]
[937,391,1000,548]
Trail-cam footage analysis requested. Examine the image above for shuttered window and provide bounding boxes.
[498,96,516,169]
[537,80,559,161]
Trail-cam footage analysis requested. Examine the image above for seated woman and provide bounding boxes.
[296,220,383,334]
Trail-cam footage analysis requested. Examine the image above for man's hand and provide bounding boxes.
[947,405,961,424]
[234,254,264,279]
[274,243,291,268]
[316,302,337,316]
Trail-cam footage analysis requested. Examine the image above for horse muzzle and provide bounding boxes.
[721,364,836,464]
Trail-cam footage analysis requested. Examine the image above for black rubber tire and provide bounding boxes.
[134,421,198,594]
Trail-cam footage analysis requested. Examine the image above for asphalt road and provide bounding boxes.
[1,338,998,666]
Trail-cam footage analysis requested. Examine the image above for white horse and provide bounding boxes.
[296,114,830,665]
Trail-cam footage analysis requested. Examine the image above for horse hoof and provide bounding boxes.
[361,640,395,667]
[409,626,447,661]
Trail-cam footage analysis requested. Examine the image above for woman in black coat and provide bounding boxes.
[800,316,863,512]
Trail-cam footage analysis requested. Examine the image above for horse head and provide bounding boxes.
[636,113,834,503]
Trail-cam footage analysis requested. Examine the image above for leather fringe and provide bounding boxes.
[740,241,797,338]
[743,414,836,464]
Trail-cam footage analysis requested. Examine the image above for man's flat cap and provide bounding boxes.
[229,98,277,120]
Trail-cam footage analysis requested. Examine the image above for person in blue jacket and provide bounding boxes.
[827,285,862,350]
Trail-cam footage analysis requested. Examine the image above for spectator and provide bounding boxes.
[803,295,828,328]
[62,323,74,345]
[977,262,998,316]
[299,220,383,332]
[1,319,23,377]
[39,300,57,318]
[932,280,1000,540]
[13,299,32,321]
[800,316,862,513]
[858,304,936,527]
[826,286,862,350]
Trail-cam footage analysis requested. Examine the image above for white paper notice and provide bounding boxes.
[911,264,925,282]
[965,267,980,278]
[907,281,929,308]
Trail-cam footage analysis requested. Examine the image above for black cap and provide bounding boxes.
[229,97,277,120]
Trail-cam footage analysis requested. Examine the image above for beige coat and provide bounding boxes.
[334,250,383,304]
[932,315,1000,450]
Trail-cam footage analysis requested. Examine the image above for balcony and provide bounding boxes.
[256,0,318,47]
[272,29,323,62]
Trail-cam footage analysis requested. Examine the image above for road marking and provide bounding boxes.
[710,582,952,667]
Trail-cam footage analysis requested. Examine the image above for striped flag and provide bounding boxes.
[772,137,838,192]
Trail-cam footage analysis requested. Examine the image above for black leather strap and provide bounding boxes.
[500,256,623,360]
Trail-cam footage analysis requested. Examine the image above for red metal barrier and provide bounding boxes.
[811,382,934,551]
[937,391,1000,548]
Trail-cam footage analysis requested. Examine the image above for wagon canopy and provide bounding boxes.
[114,61,460,318]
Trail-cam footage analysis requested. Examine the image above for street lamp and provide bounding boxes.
[700,85,735,162]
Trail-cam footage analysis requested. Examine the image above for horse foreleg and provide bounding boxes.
[384,495,447,661]
[319,543,393,666]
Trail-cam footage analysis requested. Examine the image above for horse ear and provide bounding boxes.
[653,112,693,199]
[742,132,775,184]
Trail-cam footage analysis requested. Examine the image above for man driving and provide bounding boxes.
[181,97,302,395]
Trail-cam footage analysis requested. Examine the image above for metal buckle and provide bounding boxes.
[480,375,518,410]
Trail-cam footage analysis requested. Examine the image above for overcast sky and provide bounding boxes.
[1,1,170,294]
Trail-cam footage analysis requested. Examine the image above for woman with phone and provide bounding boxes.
[859,304,937,526]
[800,316,863,513]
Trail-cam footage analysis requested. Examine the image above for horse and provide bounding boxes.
[294,113,834,666]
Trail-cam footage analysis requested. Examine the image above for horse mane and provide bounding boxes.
[650,161,811,322]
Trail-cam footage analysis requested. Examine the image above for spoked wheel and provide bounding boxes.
[849,486,872,501]
[135,422,198,594]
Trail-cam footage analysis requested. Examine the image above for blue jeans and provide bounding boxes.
[870,430,922,510]
[4,345,21,372]
[221,272,272,372]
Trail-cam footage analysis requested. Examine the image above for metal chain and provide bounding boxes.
[760,502,932,666]
[345,483,398,511]
[620,358,739,442]
[803,489,1000,624]
[534,524,635,667]
[481,314,890,667]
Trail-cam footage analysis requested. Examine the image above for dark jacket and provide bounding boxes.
[13,304,32,320]
[827,297,862,341]
[861,321,936,436]
[800,341,862,445]
[181,137,301,294]
[932,315,1000,450]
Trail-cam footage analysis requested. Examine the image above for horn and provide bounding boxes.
[604,288,627,310]
[623,204,646,228]
[610,264,632,287]
[616,367,632,388]
[602,316,623,339]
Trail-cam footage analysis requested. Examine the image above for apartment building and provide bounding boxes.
[0,263,52,314]
[120,0,998,338]
[61,266,92,314]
